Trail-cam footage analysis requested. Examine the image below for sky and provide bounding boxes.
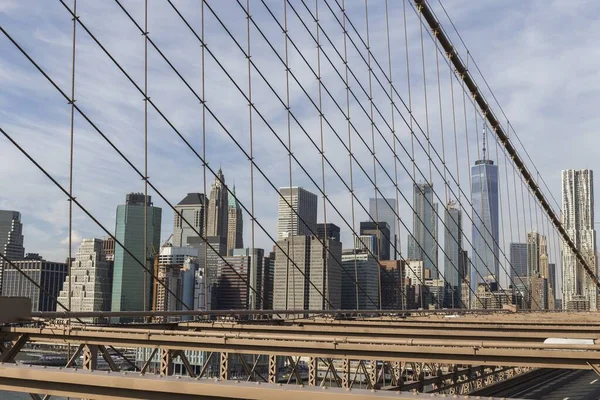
[1,0,599,294]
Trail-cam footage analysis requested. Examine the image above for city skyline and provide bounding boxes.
[2,1,598,275]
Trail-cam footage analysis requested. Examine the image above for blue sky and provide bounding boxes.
[1,0,599,292]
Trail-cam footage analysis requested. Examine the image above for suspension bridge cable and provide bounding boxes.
[318,0,527,302]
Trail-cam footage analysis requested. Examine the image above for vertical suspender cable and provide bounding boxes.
[143,0,149,314]
[364,0,381,310]
[201,1,209,313]
[315,0,330,309]
[340,0,359,311]
[384,0,403,309]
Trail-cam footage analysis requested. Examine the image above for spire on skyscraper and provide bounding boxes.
[482,123,487,161]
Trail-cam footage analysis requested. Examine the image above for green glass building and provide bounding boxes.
[111,193,162,312]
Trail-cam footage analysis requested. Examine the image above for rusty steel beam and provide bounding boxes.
[175,320,600,342]
[413,0,600,289]
[0,363,480,400]
[30,308,510,320]
[3,326,600,369]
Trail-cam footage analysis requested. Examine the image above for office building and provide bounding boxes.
[404,259,425,285]
[216,248,264,311]
[509,243,528,283]
[341,249,380,310]
[263,251,276,310]
[154,245,198,317]
[189,235,227,309]
[0,210,25,291]
[355,234,377,255]
[527,232,543,277]
[206,169,229,244]
[360,221,391,261]
[443,202,465,307]
[111,193,162,313]
[316,223,341,243]
[226,186,243,255]
[273,235,342,311]
[561,169,597,310]
[173,193,208,248]
[408,183,438,278]
[57,239,112,316]
[369,198,398,259]
[470,129,500,300]
[380,260,404,310]
[2,255,66,312]
[102,237,115,262]
[548,262,556,305]
[277,187,318,240]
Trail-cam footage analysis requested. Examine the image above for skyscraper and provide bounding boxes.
[369,198,398,259]
[527,232,542,277]
[561,169,597,310]
[2,254,66,312]
[277,187,318,240]
[548,262,556,304]
[218,248,264,311]
[443,202,464,308]
[57,239,112,317]
[408,182,438,278]
[154,244,198,316]
[111,193,162,312]
[470,128,499,299]
[316,223,341,243]
[226,186,243,255]
[273,235,342,312]
[360,221,391,261]
[173,193,207,248]
[509,243,528,282]
[0,210,25,291]
[206,169,229,245]
[341,249,379,310]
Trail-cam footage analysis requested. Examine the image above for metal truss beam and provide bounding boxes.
[3,326,600,370]
[0,363,456,400]
[176,319,600,342]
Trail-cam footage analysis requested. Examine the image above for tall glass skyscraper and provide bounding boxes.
[369,198,397,259]
[111,193,162,312]
[443,202,464,307]
[408,183,438,279]
[470,144,500,298]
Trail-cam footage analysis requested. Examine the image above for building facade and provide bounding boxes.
[359,221,391,261]
[0,210,25,291]
[561,169,597,310]
[226,186,243,256]
[408,183,438,278]
[206,169,229,245]
[316,223,341,243]
[509,243,528,283]
[173,193,207,248]
[341,249,380,310]
[57,239,112,316]
[2,255,67,312]
[154,245,198,316]
[111,193,162,313]
[369,198,398,259]
[443,202,465,308]
[380,260,404,310]
[273,235,342,311]
[277,187,318,240]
